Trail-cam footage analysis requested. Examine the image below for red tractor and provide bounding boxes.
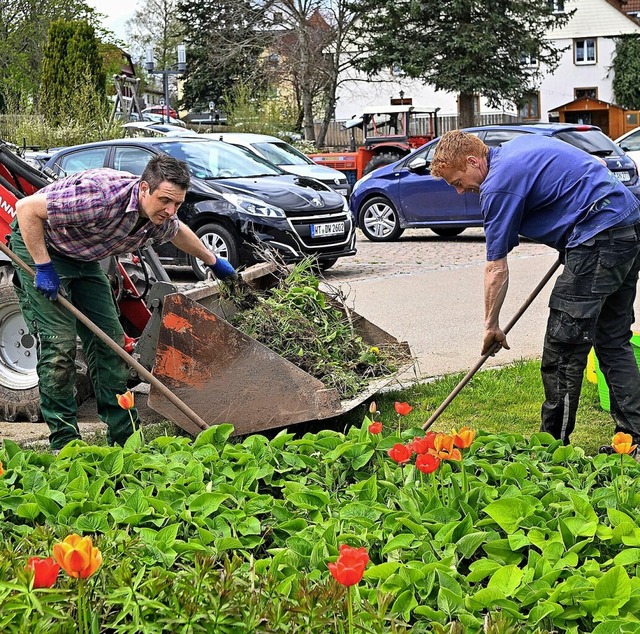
[309,103,440,186]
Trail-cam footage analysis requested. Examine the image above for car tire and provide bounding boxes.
[190,222,241,281]
[430,228,465,238]
[358,196,405,242]
[363,152,404,176]
[317,257,338,272]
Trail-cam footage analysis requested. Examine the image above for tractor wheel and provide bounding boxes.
[190,223,241,281]
[358,196,405,242]
[430,228,465,238]
[362,152,404,176]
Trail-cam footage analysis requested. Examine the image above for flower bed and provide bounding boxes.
[1,410,640,633]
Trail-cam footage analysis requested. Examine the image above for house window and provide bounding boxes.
[519,92,540,120]
[549,0,565,13]
[575,39,596,64]
[520,52,538,67]
[575,87,597,100]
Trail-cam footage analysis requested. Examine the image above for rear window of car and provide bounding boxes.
[553,130,624,157]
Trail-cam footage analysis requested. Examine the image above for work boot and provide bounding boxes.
[598,444,640,462]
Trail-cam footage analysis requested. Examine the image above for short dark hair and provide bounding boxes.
[141,154,190,192]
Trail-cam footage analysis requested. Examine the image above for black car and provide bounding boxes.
[44,138,356,278]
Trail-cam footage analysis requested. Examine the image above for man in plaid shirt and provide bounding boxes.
[11,154,236,450]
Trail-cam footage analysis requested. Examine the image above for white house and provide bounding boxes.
[334,0,640,128]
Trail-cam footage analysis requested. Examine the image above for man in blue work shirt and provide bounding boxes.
[431,130,640,456]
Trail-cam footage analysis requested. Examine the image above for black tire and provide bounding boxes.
[430,228,465,238]
[318,257,338,272]
[190,223,241,281]
[362,152,404,176]
[358,196,405,242]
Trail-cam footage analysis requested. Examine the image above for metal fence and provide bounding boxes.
[314,112,520,150]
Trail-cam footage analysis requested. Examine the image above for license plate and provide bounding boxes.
[311,222,345,237]
[615,170,631,182]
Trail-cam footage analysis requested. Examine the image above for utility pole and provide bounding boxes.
[145,45,187,123]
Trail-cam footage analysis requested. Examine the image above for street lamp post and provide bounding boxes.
[145,44,186,124]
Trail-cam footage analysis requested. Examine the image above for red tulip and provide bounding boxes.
[394,402,413,416]
[415,453,440,474]
[388,443,412,464]
[328,544,369,586]
[410,435,432,454]
[27,557,60,589]
[368,421,383,434]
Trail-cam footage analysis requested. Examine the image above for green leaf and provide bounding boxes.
[594,566,631,608]
[189,492,229,517]
[613,548,640,566]
[365,562,401,582]
[351,449,375,470]
[1,439,21,460]
[214,537,244,552]
[74,512,110,533]
[123,430,144,451]
[100,451,124,476]
[483,497,535,534]
[382,533,415,555]
[16,502,40,521]
[286,491,330,510]
[194,424,234,447]
[488,565,523,597]
[456,532,488,559]
[391,589,418,620]
[437,586,463,616]
[466,559,502,583]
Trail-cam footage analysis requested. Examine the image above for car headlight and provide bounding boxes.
[222,192,286,218]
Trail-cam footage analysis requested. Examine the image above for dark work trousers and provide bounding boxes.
[9,226,140,450]
[541,222,640,445]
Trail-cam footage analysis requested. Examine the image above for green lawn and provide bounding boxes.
[375,359,614,457]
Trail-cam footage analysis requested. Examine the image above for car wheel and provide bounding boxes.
[358,196,405,242]
[430,228,465,238]
[363,152,404,175]
[190,223,241,281]
[317,257,338,272]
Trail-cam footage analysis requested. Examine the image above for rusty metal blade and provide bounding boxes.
[147,293,341,436]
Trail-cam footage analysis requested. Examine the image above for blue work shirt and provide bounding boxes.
[481,134,640,261]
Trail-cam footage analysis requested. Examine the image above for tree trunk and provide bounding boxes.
[316,76,338,149]
[458,92,476,128]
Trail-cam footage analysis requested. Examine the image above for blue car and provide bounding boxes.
[350,123,640,241]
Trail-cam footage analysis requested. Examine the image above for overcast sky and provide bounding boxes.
[87,0,135,41]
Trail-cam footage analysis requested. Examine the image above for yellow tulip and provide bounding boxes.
[52,534,102,579]
[612,432,637,455]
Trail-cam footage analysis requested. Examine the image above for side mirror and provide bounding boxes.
[408,157,428,172]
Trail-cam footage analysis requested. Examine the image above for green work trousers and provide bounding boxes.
[10,226,140,449]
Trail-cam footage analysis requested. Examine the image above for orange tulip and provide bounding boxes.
[612,432,637,455]
[394,402,413,416]
[52,534,102,579]
[116,391,135,410]
[0,461,4,477]
[431,434,462,461]
[452,426,476,449]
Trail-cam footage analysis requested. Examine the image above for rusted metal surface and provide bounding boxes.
[148,293,343,436]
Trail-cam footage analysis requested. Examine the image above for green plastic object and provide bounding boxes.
[592,334,640,412]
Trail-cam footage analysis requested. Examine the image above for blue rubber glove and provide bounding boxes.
[208,257,237,281]
[34,261,60,300]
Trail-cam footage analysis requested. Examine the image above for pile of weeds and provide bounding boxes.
[227,260,409,398]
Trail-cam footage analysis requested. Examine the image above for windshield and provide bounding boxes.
[252,141,312,166]
[158,140,284,178]
[554,130,624,157]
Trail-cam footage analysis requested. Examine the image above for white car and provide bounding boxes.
[198,132,351,197]
[614,126,640,170]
